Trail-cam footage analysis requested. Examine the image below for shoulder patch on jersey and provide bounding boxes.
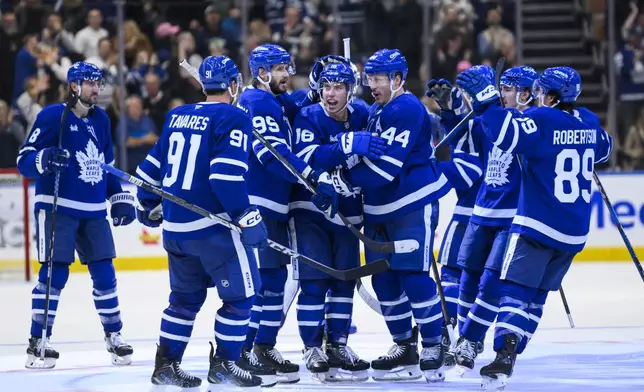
[485,146,513,187]
[76,139,105,185]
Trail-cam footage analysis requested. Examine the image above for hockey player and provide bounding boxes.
[456,66,612,389]
[329,49,478,383]
[236,44,339,384]
[434,66,539,373]
[425,80,485,368]
[136,55,267,390]
[17,62,136,369]
[290,62,383,382]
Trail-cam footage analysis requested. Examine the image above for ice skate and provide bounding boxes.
[370,337,422,381]
[420,343,445,382]
[480,334,519,391]
[25,336,59,369]
[150,344,201,391]
[236,348,277,388]
[325,342,370,382]
[207,342,261,391]
[253,344,300,383]
[303,346,330,382]
[453,336,478,377]
[105,331,133,365]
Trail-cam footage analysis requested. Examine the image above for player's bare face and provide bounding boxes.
[79,80,101,105]
[322,82,348,114]
[366,74,391,105]
[269,64,290,94]
[501,85,518,108]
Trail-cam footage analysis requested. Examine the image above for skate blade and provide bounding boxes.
[111,353,132,366]
[311,371,327,383]
[276,372,300,384]
[481,374,508,391]
[423,366,446,383]
[453,364,473,378]
[326,368,369,383]
[208,383,261,392]
[25,354,56,369]
[258,374,277,388]
[371,365,422,382]
[149,385,201,392]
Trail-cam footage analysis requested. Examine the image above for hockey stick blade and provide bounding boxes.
[179,58,414,255]
[101,163,387,280]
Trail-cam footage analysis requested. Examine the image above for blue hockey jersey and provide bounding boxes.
[478,102,612,252]
[17,104,124,218]
[238,87,313,221]
[290,102,369,226]
[136,102,253,240]
[436,111,485,223]
[343,92,451,223]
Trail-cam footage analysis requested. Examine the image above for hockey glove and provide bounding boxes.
[338,131,387,160]
[308,169,339,219]
[109,192,136,226]
[136,202,163,228]
[35,147,70,174]
[456,69,499,111]
[234,207,268,250]
[330,169,361,198]
[426,78,465,115]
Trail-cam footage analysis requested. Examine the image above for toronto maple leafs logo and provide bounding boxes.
[485,146,513,187]
[76,140,105,185]
[70,125,78,132]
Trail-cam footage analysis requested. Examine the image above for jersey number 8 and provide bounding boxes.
[554,148,594,203]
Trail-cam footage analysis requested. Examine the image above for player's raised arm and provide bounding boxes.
[457,65,544,155]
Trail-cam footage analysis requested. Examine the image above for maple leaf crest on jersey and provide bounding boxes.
[485,146,513,187]
[76,139,105,185]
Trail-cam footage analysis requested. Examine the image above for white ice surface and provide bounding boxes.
[1,262,643,391]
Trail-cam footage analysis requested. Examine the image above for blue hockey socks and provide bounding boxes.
[215,296,253,361]
[457,268,481,334]
[493,281,537,351]
[399,271,443,346]
[30,263,70,337]
[88,260,122,333]
[254,267,287,346]
[325,280,355,345]
[440,265,461,321]
[372,269,413,342]
[297,280,330,347]
[244,292,262,351]
[159,290,206,361]
[517,289,548,354]
[461,268,501,342]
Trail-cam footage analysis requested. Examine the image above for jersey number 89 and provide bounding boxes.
[554,148,594,203]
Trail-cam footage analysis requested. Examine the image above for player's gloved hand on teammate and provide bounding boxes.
[330,169,361,198]
[426,79,465,115]
[36,147,70,174]
[136,200,163,228]
[308,169,339,218]
[456,69,499,110]
[338,131,387,160]
[234,207,268,250]
[109,192,136,226]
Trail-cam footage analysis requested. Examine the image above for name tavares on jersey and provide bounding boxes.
[168,114,210,131]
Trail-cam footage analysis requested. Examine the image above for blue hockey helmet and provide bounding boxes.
[467,64,496,85]
[248,44,295,79]
[501,66,539,105]
[66,61,104,90]
[319,62,356,90]
[533,66,582,103]
[362,48,408,86]
[199,55,242,92]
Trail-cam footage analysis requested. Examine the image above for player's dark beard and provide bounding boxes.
[269,78,285,95]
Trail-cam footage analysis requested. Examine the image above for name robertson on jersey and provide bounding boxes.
[553,129,597,145]
[169,114,210,131]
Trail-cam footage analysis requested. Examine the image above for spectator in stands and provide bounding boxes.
[85,37,119,110]
[41,13,79,62]
[0,11,21,104]
[12,34,40,105]
[75,9,108,59]
[121,20,154,67]
[16,74,49,132]
[622,1,644,42]
[432,27,471,83]
[622,105,644,170]
[477,6,515,66]
[0,100,25,169]
[119,95,158,174]
[143,72,169,133]
[615,27,644,167]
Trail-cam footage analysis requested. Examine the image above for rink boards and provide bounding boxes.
[0,172,643,274]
